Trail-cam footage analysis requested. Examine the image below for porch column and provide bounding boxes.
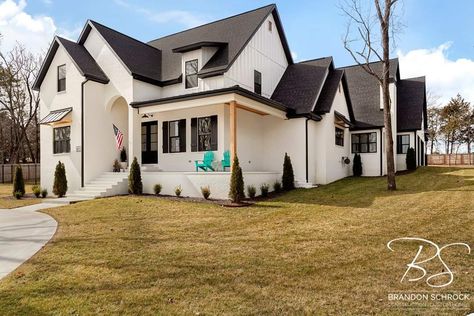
[229,101,237,167]
[128,107,142,164]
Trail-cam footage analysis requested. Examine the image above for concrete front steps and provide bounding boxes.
[46,172,129,204]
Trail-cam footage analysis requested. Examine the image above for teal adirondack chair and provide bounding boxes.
[221,150,231,171]
[195,151,215,172]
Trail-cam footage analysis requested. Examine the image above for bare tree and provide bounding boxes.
[426,91,442,154]
[0,43,41,163]
[341,0,401,190]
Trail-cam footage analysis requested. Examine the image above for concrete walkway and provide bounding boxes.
[0,203,61,279]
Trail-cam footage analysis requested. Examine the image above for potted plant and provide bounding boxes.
[120,147,128,171]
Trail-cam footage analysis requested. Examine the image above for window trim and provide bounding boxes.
[53,125,71,154]
[197,116,212,152]
[335,127,344,147]
[57,64,66,92]
[254,70,262,95]
[351,132,377,153]
[397,134,410,154]
[185,59,198,89]
[168,120,181,153]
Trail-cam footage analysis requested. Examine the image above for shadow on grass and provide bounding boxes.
[270,167,474,208]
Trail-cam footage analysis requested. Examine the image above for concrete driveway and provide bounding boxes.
[0,203,58,279]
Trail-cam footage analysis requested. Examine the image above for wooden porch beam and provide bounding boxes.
[230,101,237,167]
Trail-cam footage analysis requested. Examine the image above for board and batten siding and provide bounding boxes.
[224,14,289,98]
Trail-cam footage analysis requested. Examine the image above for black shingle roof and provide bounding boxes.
[33,37,109,90]
[81,21,163,85]
[271,57,332,114]
[338,59,399,128]
[397,77,427,131]
[314,69,344,114]
[147,4,292,80]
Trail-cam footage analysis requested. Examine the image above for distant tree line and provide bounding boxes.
[0,34,42,164]
[427,93,474,155]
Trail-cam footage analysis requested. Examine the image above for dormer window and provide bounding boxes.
[254,70,262,95]
[57,64,66,92]
[268,21,273,32]
[185,59,198,89]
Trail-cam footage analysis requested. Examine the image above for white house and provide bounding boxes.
[33,4,427,199]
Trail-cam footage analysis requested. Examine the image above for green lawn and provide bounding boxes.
[0,167,472,315]
[0,183,42,209]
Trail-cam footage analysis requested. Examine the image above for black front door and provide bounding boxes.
[141,121,158,164]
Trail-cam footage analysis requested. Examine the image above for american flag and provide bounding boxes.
[113,124,124,150]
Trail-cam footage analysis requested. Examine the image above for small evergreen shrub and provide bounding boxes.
[246,185,256,199]
[120,147,127,162]
[282,153,295,191]
[406,147,416,171]
[153,184,162,195]
[273,181,282,193]
[41,189,48,198]
[128,157,143,194]
[228,155,245,203]
[260,183,269,197]
[12,165,25,197]
[32,185,41,198]
[113,159,121,172]
[353,153,363,177]
[53,161,68,197]
[14,191,22,199]
[175,185,182,197]
[201,186,211,200]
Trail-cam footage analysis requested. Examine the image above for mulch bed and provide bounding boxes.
[1,193,41,201]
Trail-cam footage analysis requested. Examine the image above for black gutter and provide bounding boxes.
[130,85,288,112]
[81,79,89,187]
[379,127,383,176]
[305,118,309,183]
[287,112,322,121]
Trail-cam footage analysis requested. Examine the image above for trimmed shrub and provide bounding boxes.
[32,185,41,198]
[128,157,143,194]
[153,184,162,195]
[406,147,416,171]
[353,153,363,177]
[12,165,25,197]
[201,186,211,200]
[113,159,121,172]
[120,147,127,162]
[175,185,182,197]
[246,185,256,199]
[53,161,68,197]
[14,191,22,199]
[273,181,282,193]
[228,155,245,203]
[282,153,295,191]
[41,189,48,198]
[260,183,269,197]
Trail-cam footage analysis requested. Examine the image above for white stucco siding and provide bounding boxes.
[350,129,383,177]
[133,79,161,102]
[236,108,264,171]
[396,132,414,171]
[224,14,288,98]
[39,45,84,194]
[83,27,133,103]
[262,117,306,184]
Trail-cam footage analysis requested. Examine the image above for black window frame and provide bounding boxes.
[351,132,377,153]
[169,120,181,153]
[397,134,410,154]
[57,64,66,92]
[335,127,344,146]
[185,59,198,89]
[191,115,218,152]
[254,70,262,95]
[53,126,71,154]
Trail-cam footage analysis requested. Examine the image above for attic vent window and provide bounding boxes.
[268,21,272,32]
[254,70,262,95]
[185,59,198,89]
[57,64,66,92]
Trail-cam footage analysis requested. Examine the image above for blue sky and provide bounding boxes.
[1,0,474,103]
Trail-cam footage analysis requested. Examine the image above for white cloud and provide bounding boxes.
[114,0,208,28]
[398,42,474,105]
[0,0,79,56]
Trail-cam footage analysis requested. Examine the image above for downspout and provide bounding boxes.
[305,118,309,183]
[414,131,417,166]
[379,127,383,176]
[81,79,89,188]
